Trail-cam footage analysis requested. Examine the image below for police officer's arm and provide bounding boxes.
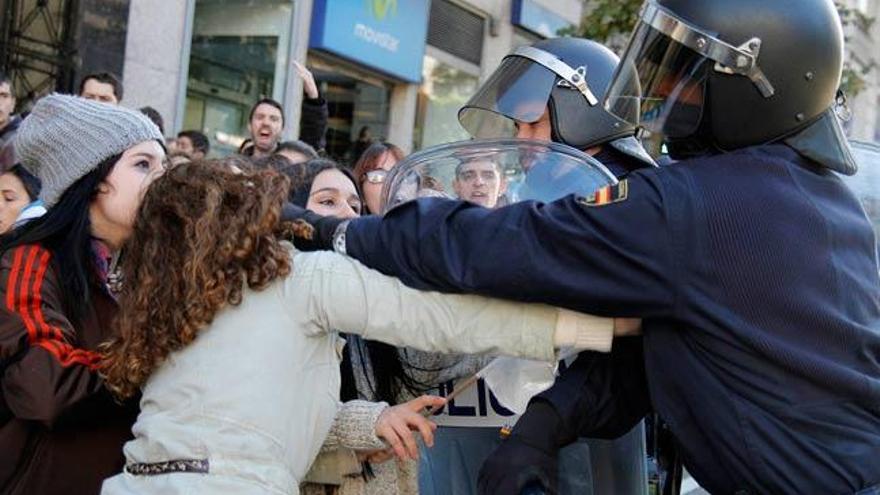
[531,337,651,443]
[346,169,678,317]
[477,338,651,493]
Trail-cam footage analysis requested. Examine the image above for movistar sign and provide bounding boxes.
[369,0,397,20]
[310,0,430,82]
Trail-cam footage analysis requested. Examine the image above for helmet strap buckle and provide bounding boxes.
[556,66,588,90]
[713,38,776,98]
[642,2,776,98]
[511,46,599,106]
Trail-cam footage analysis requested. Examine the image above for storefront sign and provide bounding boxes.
[512,0,573,38]
[310,0,431,82]
[427,357,578,428]
[430,378,518,428]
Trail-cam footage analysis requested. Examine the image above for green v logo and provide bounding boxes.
[368,0,397,20]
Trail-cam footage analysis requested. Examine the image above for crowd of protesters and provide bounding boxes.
[0,59,631,495]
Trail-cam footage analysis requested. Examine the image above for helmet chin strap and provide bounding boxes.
[545,95,564,146]
[664,104,722,160]
[549,91,602,150]
[660,78,722,160]
[665,134,718,160]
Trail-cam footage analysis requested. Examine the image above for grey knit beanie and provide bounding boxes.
[15,93,164,208]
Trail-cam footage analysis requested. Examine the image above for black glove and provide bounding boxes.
[478,401,564,495]
[281,203,344,252]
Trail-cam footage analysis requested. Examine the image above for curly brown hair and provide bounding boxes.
[101,157,310,398]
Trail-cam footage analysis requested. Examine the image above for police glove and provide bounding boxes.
[281,202,345,252]
[477,401,563,495]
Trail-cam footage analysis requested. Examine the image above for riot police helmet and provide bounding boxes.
[604,0,856,174]
[458,38,654,166]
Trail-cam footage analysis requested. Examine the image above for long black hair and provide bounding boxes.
[0,154,119,323]
[7,164,41,201]
[286,158,427,403]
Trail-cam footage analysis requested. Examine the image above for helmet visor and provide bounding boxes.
[458,56,557,139]
[605,19,711,139]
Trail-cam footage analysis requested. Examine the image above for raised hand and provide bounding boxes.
[293,61,320,100]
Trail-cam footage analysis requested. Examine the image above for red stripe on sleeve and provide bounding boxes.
[19,246,40,344]
[36,341,102,370]
[8,245,103,369]
[5,246,26,311]
[32,249,60,341]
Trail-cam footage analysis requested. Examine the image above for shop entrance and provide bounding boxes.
[308,56,392,166]
[182,0,294,155]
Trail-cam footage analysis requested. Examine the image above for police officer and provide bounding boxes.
[457,38,655,176]
[292,0,880,492]
[418,37,655,495]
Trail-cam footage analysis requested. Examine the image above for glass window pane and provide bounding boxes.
[309,58,392,164]
[183,0,293,156]
[415,55,479,150]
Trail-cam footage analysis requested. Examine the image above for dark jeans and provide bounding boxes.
[418,422,648,495]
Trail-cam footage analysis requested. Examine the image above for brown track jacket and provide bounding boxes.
[0,245,136,495]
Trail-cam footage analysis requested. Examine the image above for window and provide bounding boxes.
[183,0,294,155]
[414,54,479,150]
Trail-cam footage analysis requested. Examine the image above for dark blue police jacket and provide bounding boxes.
[344,144,880,494]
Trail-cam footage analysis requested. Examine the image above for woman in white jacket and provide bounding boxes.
[99,159,630,494]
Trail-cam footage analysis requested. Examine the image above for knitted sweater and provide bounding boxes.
[302,340,492,495]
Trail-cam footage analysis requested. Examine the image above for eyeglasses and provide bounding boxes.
[364,169,388,184]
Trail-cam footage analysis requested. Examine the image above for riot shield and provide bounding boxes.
[382,138,649,495]
[381,138,617,213]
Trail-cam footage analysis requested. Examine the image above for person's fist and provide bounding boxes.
[281,203,342,252]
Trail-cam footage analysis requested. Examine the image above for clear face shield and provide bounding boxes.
[380,138,616,213]
[605,0,775,139]
[458,47,600,139]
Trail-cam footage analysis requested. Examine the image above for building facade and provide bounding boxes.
[120,0,582,160]
[842,0,880,143]
[3,0,876,158]
[1,0,130,104]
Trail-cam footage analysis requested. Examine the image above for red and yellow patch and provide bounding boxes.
[579,179,629,207]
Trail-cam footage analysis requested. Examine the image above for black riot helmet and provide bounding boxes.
[605,0,857,174]
[458,37,655,166]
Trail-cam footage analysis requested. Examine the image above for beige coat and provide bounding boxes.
[101,248,564,494]
[301,350,491,495]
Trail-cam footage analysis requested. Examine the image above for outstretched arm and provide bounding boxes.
[343,170,678,318]
[283,250,624,362]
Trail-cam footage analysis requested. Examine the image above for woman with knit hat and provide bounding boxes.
[0,93,165,495]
